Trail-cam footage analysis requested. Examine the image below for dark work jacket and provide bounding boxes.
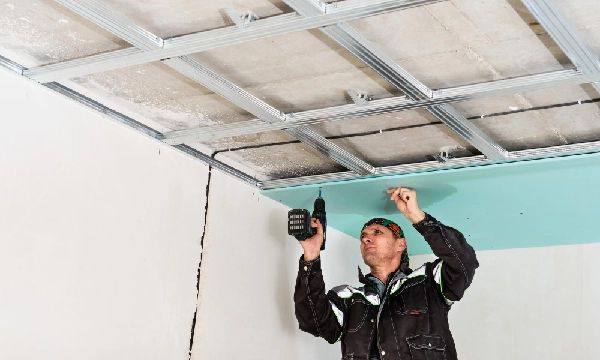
[294,214,479,360]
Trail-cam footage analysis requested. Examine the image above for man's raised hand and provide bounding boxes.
[299,218,323,262]
[387,187,426,224]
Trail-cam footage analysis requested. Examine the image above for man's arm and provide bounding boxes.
[388,187,479,303]
[414,213,478,302]
[294,255,345,343]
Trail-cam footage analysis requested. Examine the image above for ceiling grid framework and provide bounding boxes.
[282,0,508,160]
[51,0,380,175]
[1,0,600,188]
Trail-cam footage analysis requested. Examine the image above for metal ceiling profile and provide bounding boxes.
[260,140,600,190]
[24,0,442,82]
[521,0,600,93]
[283,0,507,160]
[161,69,600,143]
[4,0,600,190]
[1,54,263,186]
[257,0,600,189]
[161,57,377,175]
[52,0,381,175]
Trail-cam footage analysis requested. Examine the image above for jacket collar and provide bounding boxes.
[358,264,412,288]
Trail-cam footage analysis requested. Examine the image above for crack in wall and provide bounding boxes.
[188,152,215,360]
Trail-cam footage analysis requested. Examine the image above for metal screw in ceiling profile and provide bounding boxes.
[2,0,600,190]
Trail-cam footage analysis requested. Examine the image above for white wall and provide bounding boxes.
[3,65,599,360]
[196,169,600,360]
[0,68,208,360]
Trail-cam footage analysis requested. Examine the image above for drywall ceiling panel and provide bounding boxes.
[0,0,128,67]
[262,152,600,253]
[93,0,288,39]
[470,111,567,151]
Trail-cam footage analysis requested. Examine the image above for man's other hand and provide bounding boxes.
[387,187,426,224]
[299,218,323,261]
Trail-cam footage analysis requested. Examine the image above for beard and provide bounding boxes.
[362,251,384,267]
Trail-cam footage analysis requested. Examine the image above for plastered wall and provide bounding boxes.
[2,66,599,360]
[197,169,600,360]
[0,68,208,360]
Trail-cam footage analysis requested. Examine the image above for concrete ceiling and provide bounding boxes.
[1,0,600,182]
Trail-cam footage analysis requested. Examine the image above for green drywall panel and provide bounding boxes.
[262,152,600,255]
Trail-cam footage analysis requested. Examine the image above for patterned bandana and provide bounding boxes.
[361,218,410,267]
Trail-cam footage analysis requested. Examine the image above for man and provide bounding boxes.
[294,187,479,360]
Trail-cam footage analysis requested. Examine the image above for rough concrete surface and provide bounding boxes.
[2,0,600,180]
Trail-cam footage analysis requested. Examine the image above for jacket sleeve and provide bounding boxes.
[294,256,345,344]
[413,213,479,303]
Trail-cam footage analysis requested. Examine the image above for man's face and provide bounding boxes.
[360,224,406,267]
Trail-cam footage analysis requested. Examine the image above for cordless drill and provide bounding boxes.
[287,190,327,250]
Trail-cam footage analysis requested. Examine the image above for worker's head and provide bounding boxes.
[360,218,409,269]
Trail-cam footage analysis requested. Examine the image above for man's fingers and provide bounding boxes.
[400,189,409,201]
[400,189,416,202]
[311,218,323,233]
[389,187,417,203]
[316,219,323,235]
[388,187,402,201]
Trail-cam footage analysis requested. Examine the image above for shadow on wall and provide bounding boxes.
[270,208,301,335]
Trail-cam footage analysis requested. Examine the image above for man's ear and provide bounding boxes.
[397,237,407,252]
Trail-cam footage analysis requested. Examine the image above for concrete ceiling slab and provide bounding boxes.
[93,0,288,39]
[2,0,600,182]
[397,49,497,89]
[536,105,600,143]
[68,63,217,131]
[471,34,573,79]
[237,68,398,113]
[424,1,492,48]
[202,130,299,153]
[450,0,542,43]
[451,95,532,118]
[308,109,437,137]
[471,112,567,151]
[522,85,598,107]
[216,142,345,180]
[554,0,600,28]
[348,6,466,61]
[189,30,370,89]
[323,123,474,167]
[0,0,127,67]
[578,26,600,58]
